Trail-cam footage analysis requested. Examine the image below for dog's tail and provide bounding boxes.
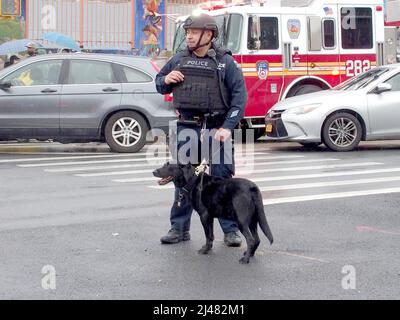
[253,188,273,245]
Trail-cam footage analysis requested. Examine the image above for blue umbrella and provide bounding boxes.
[0,39,42,56]
[42,32,80,51]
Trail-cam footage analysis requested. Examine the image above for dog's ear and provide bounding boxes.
[181,163,195,182]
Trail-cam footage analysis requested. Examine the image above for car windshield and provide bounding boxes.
[333,67,390,91]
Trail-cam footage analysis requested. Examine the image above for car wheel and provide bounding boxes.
[322,113,362,152]
[105,111,148,153]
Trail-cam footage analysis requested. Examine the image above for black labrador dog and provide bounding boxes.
[153,163,273,264]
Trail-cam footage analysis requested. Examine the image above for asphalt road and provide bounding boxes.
[0,139,399,299]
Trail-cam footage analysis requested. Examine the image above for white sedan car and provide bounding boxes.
[265,64,400,151]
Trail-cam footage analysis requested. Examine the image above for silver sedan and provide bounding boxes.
[265,64,400,151]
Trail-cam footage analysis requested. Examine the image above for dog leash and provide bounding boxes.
[199,115,230,175]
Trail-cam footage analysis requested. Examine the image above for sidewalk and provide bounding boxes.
[0,140,112,153]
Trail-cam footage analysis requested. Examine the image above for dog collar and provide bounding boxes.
[182,172,205,195]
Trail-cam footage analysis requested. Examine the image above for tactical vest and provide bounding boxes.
[172,55,229,114]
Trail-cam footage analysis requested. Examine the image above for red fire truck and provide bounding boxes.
[172,0,386,140]
[384,0,400,63]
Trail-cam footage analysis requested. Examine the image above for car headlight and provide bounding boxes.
[266,109,276,118]
[284,103,322,115]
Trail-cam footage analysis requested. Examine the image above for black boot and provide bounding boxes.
[224,231,242,247]
[160,229,191,244]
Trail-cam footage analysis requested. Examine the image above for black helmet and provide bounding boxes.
[183,14,219,39]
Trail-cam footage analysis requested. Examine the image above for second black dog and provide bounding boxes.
[153,163,273,264]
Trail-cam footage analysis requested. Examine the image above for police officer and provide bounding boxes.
[155,13,247,246]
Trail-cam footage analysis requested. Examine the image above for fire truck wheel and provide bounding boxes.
[293,84,322,96]
[105,111,148,153]
[322,113,362,152]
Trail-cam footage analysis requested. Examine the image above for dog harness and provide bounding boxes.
[176,162,208,208]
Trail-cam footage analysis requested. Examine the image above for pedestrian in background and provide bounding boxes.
[25,42,38,57]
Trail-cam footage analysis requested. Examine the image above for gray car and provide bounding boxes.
[0,53,176,152]
[265,64,400,151]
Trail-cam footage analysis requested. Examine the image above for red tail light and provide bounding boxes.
[164,93,173,102]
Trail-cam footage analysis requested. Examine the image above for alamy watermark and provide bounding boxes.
[41,5,56,31]
[41,265,56,290]
[341,265,356,290]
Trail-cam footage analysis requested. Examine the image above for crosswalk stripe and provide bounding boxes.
[259,176,400,191]
[251,167,400,182]
[15,152,275,168]
[236,152,271,155]
[148,169,400,191]
[236,162,381,175]
[238,158,339,167]
[113,162,381,183]
[148,185,175,190]
[234,155,304,161]
[114,177,157,183]
[0,151,170,164]
[17,156,171,167]
[263,187,400,205]
[77,169,155,177]
[76,159,351,178]
[45,162,170,173]
[45,157,332,173]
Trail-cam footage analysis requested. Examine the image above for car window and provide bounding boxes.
[248,17,279,50]
[226,14,243,54]
[2,60,62,86]
[385,73,400,92]
[173,15,226,53]
[322,19,336,49]
[67,60,116,84]
[122,66,152,83]
[340,7,373,49]
[334,67,390,90]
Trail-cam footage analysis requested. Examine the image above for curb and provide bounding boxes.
[0,142,111,153]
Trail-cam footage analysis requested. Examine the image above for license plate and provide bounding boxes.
[265,123,273,133]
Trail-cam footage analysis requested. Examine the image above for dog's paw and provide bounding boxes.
[243,250,255,257]
[198,246,211,254]
[239,256,250,264]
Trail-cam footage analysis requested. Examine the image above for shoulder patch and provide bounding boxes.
[230,110,239,118]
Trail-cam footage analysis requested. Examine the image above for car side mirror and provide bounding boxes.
[0,81,12,90]
[373,83,392,94]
